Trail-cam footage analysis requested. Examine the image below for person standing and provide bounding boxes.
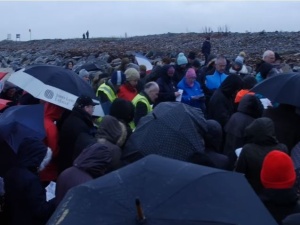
[86,30,89,39]
[131,82,159,128]
[177,68,205,113]
[201,37,211,65]
[58,95,99,173]
[118,68,140,101]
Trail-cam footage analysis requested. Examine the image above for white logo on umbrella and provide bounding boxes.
[44,90,54,99]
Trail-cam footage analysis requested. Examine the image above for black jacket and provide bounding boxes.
[224,94,264,165]
[207,74,243,128]
[263,104,300,152]
[201,40,211,55]
[260,189,300,224]
[58,107,96,173]
[236,117,288,193]
[155,65,178,105]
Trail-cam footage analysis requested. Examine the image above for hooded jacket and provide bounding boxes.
[55,143,111,206]
[260,189,300,224]
[4,138,55,225]
[204,120,229,169]
[96,115,127,171]
[263,104,300,152]
[236,118,288,193]
[224,94,264,165]
[207,75,243,128]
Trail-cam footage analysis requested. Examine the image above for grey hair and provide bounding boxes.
[144,81,159,92]
[262,50,274,60]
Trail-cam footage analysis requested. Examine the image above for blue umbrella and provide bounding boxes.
[48,155,278,225]
[0,104,45,153]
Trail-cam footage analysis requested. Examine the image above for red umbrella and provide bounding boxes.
[0,99,12,111]
[0,72,7,80]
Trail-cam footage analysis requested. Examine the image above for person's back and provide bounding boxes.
[55,143,111,206]
[58,96,98,173]
[207,74,243,128]
[263,104,300,152]
[259,150,300,224]
[236,118,288,194]
[4,138,55,225]
[201,37,211,65]
[96,115,128,170]
[224,94,264,166]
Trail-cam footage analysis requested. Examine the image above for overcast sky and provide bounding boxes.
[2,1,300,41]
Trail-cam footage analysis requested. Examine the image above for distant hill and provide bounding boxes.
[1,31,300,69]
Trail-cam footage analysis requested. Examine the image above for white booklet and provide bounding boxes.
[176,89,183,102]
[45,181,56,201]
[235,147,243,157]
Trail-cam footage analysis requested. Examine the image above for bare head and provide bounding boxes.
[262,50,275,64]
[144,81,159,102]
[215,55,227,74]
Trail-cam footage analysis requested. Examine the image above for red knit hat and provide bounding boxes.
[261,150,296,189]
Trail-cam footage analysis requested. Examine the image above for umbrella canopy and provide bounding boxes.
[123,102,207,162]
[47,155,278,225]
[8,65,104,116]
[251,73,300,107]
[0,104,45,152]
[135,53,153,74]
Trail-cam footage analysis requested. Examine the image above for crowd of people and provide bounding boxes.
[0,38,300,225]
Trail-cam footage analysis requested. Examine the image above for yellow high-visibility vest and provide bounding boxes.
[96,83,116,103]
[130,94,152,129]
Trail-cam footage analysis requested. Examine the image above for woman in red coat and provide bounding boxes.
[118,68,140,101]
[40,102,65,185]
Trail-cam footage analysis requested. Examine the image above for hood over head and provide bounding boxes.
[245,117,278,145]
[73,142,112,178]
[238,94,264,119]
[97,115,127,147]
[219,74,243,98]
[242,75,257,90]
[205,120,223,151]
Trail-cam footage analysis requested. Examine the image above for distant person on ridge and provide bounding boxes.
[201,37,211,65]
[86,30,89,39]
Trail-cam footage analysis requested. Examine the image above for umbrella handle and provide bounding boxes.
[135,198,146,222]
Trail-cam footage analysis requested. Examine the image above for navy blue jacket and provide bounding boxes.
[4,138,55,225]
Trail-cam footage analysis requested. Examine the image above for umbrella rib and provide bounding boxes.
[149,171,228,214]
[150,218,236,225]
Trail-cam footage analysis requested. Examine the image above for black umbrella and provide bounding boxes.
[0,104,45,152]
[251,72,300,107]
[123,102,207,163]
[47,155,278,225]
[74,60,108,73]
[8,65,103,115]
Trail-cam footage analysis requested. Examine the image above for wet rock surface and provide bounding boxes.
[1,31,300,72]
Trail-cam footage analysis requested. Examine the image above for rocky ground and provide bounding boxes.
[1,31,300,72]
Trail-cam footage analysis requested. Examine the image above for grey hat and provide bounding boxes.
[79,69,89,78]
